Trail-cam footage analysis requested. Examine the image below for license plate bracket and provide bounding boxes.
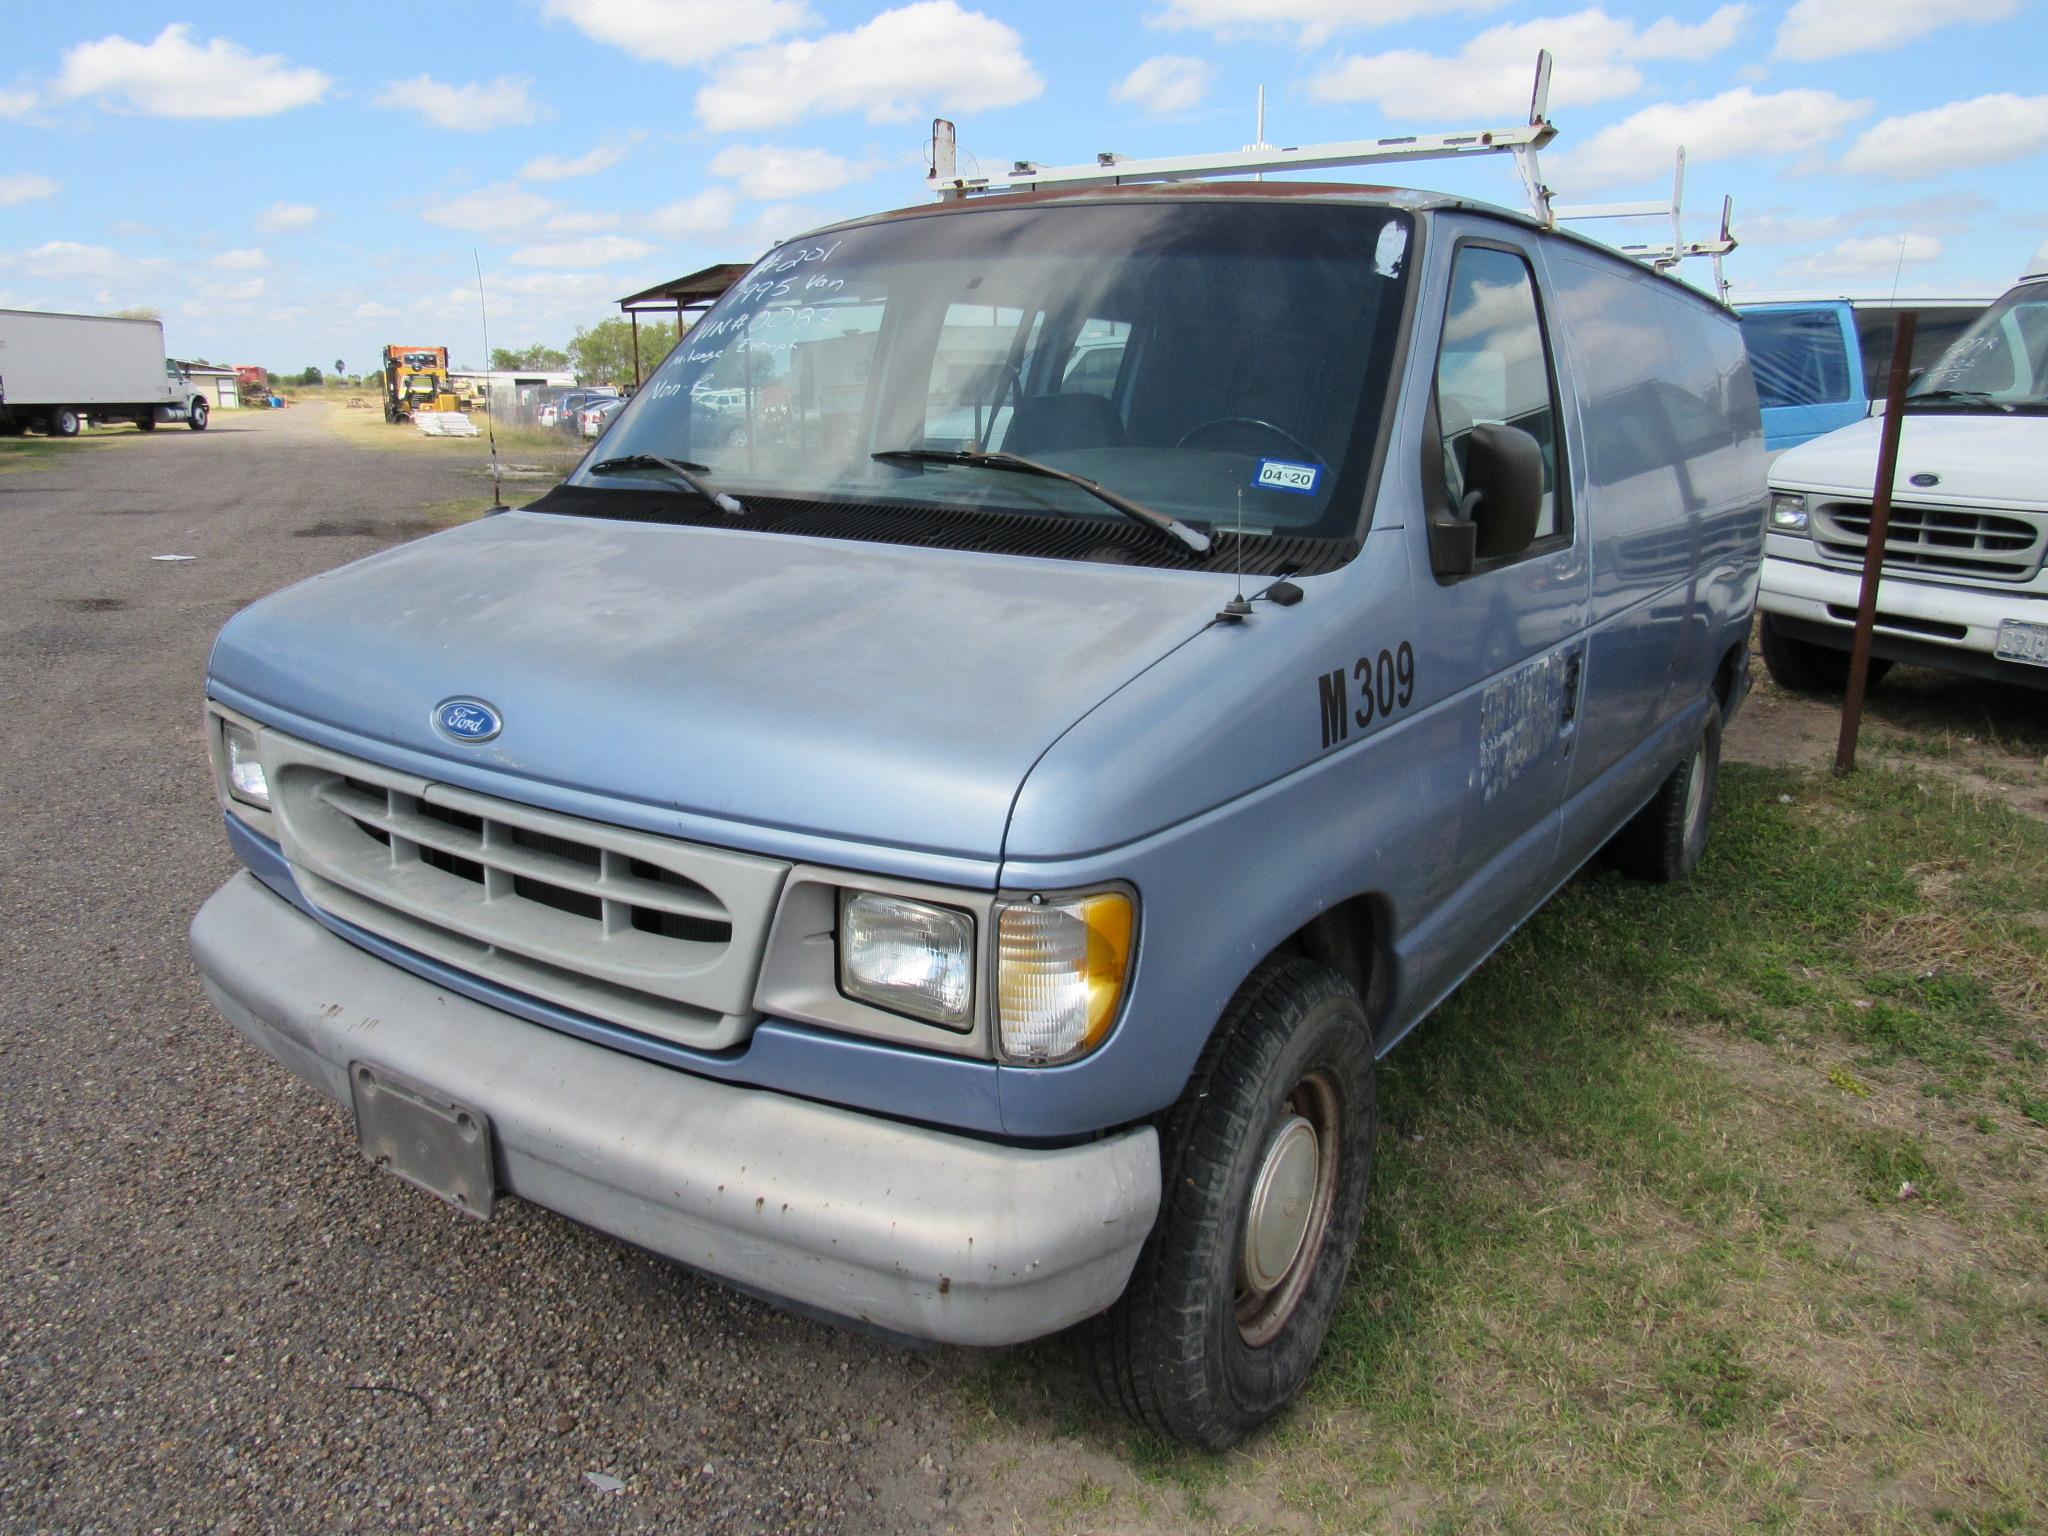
[1994,619,2048,668]
[350,1061,496,1219]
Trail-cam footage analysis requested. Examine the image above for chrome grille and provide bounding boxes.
[1812,501,2045,583]
[266,738,789,1049]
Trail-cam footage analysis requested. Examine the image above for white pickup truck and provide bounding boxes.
[0,308,212,437]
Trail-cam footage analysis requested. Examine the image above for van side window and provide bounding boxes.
[1434,244,1566,547]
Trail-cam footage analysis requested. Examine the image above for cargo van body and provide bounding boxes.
[0,307,213,436]
[1757,248,2048,692]
[190,184,1763,1446]
[1736,295,1991,454]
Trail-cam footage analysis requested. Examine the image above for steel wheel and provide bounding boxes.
[1236,1071,1341,1347]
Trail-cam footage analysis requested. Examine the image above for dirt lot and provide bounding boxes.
[2,407,2042,1533]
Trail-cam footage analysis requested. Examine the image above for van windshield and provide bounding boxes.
[1907,282,2048,413]
[570,200,1415,562]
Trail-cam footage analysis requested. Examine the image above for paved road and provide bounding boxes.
[0,409,982,1534]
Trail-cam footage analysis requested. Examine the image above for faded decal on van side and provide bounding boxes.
[1478,652,1566,802]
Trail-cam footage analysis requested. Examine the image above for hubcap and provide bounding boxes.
[1236,1072,1341,1347]
[1682,743,1706,832]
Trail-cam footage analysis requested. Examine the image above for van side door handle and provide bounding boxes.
[1560,650,1583,727]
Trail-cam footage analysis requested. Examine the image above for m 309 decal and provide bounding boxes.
[1316,641,1416,749]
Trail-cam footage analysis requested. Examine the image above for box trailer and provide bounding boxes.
[0,308,213,436]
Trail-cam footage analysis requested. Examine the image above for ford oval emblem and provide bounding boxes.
[1909,471,1940,488]
[434,698,502,743]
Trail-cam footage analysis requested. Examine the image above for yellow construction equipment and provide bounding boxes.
[381,344,458,422]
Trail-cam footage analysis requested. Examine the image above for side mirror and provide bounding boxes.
[1430,422,1544,578]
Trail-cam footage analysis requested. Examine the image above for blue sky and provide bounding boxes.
[3,1,2043,371]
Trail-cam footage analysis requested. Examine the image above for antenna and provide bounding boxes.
[473,249,506,512]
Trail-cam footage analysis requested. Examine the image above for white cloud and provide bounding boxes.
[1312,7,1748,121]
[523,132,646,181]
[697,1,1042,132]
[1149,0,1503,46]
[0,88,36,120]
[1775,0,2018,62]
[745,202,823,246]
[0,173,58,207]
[1111,56,1217,116]
[0,242,168,281]
[375,75,546,132]
[256,201,319,233]
[199,276,268,303]
[1560,87,1868,187]
[648,188,740,238]
[1795,231,1944,274]
[209,247,268,270]
[54,25,330,118]
[353,301,401,321]
[708,144,875,198]
[1840,93,2048,179]
[507,236,654,267]
[421,183,560,234]
[540,0,814,66]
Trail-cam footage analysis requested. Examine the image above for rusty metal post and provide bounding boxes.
[630,312,641,390]
[1833,310,1916,777]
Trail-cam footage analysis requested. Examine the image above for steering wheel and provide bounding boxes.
[1173,416,1323,465]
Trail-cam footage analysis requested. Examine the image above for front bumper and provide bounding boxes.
[1760,552,2048,683]
[189,872,1160,1345]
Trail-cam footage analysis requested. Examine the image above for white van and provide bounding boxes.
[1757,241,2048,692]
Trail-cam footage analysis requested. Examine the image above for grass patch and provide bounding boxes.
[967,761,2048,1533]
[0,424,145,472]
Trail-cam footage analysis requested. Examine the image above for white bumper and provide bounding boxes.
[1759,549,2048,659]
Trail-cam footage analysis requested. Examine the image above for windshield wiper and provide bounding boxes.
[588,454,744,514]
[872,448,1211,554]
[1904,388,2014,412]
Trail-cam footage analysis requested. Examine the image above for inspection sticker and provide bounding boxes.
[1255,459,1320,495]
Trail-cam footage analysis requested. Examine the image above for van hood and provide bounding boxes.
[208,509,1229,863]
[1771,413,2048,510]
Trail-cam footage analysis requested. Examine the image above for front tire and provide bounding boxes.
[187,399,209,431]
[1093,957,1376,1450]
[1758,613,1889,694]
[1613,710,1720,883]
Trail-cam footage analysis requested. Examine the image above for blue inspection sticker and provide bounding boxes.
[1255,458,1321,495]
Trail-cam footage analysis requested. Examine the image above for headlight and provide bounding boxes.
[838,892,974,1029]
[1768,492,1809,533]
[221,720,270,807]
[996,890,1133,1065]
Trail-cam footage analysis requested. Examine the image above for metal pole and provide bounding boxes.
[1834,309,1916,777]
[630,312,641,390]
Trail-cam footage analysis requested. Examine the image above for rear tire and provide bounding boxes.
[187,399,209,431]
[135,413,158,431]
[1758,613,1889,693]
[1613,711,1720,883]
[49,408,80,438]
[1092,956,1376,1450]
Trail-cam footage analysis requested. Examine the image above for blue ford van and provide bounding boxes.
[1736,295,1989,454]
[191,177,1764,1447]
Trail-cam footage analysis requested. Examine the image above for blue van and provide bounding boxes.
[191,177,1764,1448]
[1736,295,1989,454]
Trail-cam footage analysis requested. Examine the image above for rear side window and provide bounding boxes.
[1739,309,1850,407]
[1435,244,1566,544]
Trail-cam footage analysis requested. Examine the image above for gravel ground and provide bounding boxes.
[0,408,994,1535]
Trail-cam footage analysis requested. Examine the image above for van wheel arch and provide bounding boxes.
[1274,892,1391,1049]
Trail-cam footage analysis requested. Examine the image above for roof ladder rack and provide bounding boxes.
[929,51,1560,223]
[1553,148,1737,299]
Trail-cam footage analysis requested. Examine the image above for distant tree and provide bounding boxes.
[108,305,161,322]
[297,365,324,386]
[570,318,678,386]
[264,370,280,387]
[334,358,345,376]
[490,343,571,371]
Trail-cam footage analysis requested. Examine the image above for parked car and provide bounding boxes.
[1757,241,2048,693]
[580,397,627,438]
[191,178,1763,1449]
[1736,294,1991,455]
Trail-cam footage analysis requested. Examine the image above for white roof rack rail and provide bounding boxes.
[927,50,1739,299]
[1554,148,1736,300]
[929,51,1561,225]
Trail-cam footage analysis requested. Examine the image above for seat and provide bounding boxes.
[1003,392,1127,455]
